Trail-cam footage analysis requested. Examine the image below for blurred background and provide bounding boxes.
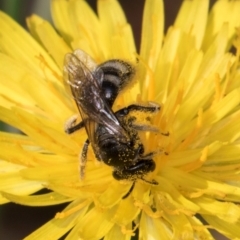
[0,0,227,239]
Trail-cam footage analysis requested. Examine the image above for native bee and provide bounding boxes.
[64,49,159,198]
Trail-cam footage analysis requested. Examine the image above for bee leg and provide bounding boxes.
[122,182,135,199]
[66,121,84,134]
[121,107,169,136]
[131,123,169,136]
[141,178,158,185]
[79,139,90,179]
[140,151,157,159]
[115,102,160,117]
[65,115,84,134]
[140,148,168,158]
[126,102,160,113]
[125,115,159,133]
[130,123,159,133]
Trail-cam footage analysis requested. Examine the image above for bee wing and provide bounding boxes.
[63,50,129,141]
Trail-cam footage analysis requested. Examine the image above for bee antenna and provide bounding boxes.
[122,182,135,199]
[141,178,158,185]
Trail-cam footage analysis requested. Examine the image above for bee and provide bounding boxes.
[64,49,159,198]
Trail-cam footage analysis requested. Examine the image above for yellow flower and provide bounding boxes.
[1,0,240,239]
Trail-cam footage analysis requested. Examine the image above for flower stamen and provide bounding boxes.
[121,223,139,236]
[134,200,163,218]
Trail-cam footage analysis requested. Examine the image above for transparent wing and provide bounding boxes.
[63,50,129,141]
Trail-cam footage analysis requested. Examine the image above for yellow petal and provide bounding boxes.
[0,11,60,82]
[189,216,215,239]
[27,14,71,69]
[167,141,223,168]
[19,76,72,121]
[66,0,104,60]
[104,224,131,240]
[96,180,132,208]
[155,176,200,213]
[0,106,78,155]
[163,49,203,121]
[20,162,78,182]
[97,0,136,59]
[154,27,181,102]
[174,65,238,145]
[203,0,240,50]
[1,191,74,206]
[140,0,164,100]
[0,52,72,119]
[140,212,171,239]
[208,144,240,164]
[0,170,42,204]
[0,131,78,167]
[25,199,89,240]
[162,167,240,199]
[164,212,194,239]
[113,196,140,225]
[204,214,240,239]
[140,0,164,69]
[78,207,114,240]
[174,0,209,49]
[194,196,240,223]
[50,0,76,44]
[203,116,240,146]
